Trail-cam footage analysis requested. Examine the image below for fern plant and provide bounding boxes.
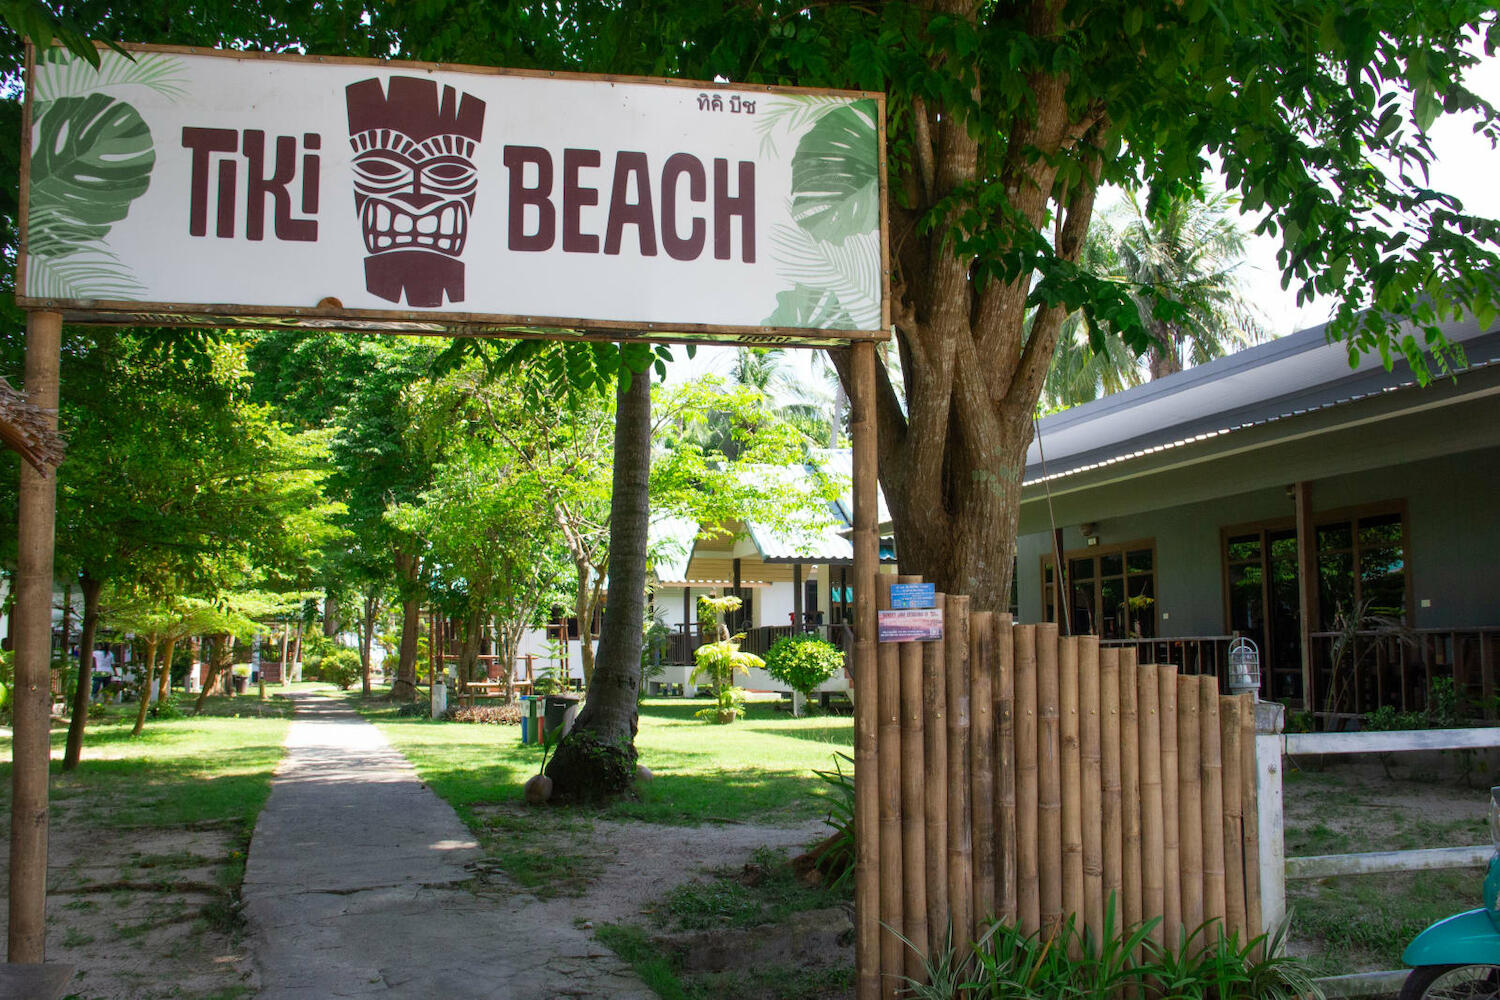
[690,638,762,723]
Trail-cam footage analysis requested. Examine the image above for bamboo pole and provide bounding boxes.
[971,611,997,927]
[1159,665,1182,949]
[1178,675,1204,938]
[1079,636,1104,937]
[1059,636,1084,937]
[1138,664,1164,948]
[1100,647,1123,924]
[1200,678,1227,937]
[923,600,950,958]
[850,340,879,1000]
[996,614,1017,925]
[1120,647,1142,935]
[898,579,928,982]
[1015,623,1040,935]
[7,309,61,963]
[877,579,904,997]
[1241,703,1263,944]
[946,595,974,950]
[1037,623,1062,935]
[1220,696,1247,945]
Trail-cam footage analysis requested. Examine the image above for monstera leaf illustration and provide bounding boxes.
[29,94,155,260]
[789,99,878,246]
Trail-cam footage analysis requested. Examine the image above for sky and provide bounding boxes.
[671,52,1500,390]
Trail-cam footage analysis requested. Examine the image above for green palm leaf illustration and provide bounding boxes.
[29,93,155,260]
[35,49,187,103]
[789,99,878,246]
[770,224,881,330]
[27,250,144,300]
[763,284,856,330]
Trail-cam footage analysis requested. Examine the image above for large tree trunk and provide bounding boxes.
[391,549,421,701]
[194,633,230,715]
[63,573,101,771]
[456,607,483,685]
[1147,339,1182,380]
[547,361,649,800]
[131,635,159,737]
[323,594,339,638]
[158,636,176,703]
[358,588,381,697]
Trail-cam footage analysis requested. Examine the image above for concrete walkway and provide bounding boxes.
[243,691,654,1000]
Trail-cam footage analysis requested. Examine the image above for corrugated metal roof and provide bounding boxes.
[1024,315,1500,487]
[742,461,854,562]
[649,515,701,582]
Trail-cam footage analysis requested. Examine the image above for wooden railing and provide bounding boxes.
[662,622,856,664]
[1307,626,1500,721]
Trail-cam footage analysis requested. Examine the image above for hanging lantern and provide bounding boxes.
[1227,636,1261,697]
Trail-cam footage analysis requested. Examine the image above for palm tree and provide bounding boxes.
[1115,189,1269,379]
[546,358,651,800]
[1042,189,1268,408]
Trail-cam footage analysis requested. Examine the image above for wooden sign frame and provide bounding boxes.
[16,43,891,348]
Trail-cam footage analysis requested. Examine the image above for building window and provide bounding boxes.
[1317,510,1407,628]
[1043,542,1156,639]
[1220,502,1408,702]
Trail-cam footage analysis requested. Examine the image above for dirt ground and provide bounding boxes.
[3,784,830,1000]
[0,806,254,1000]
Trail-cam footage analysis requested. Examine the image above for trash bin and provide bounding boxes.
[520,696,541,744]
[544,694,580,739]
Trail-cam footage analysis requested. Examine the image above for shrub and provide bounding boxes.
[321,648,362,690]
[794,752,855,890]
[904,901,1319,1000]
[764,634,843,702]
[149,694,183,720]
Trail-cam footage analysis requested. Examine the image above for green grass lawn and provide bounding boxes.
[354,691,851,893]
[1281,761,1491,978]
[1,693,292,832]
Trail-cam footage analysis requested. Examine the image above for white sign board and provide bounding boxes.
[18,45,888,346]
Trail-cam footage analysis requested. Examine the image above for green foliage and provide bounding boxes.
[27,92,155,257]
[808,752,855,890]
[1363,677,1467,731]
[695,594,742,642]
[903,902,1320,1000]
[148,693,183,720]
[690,639,762,724]
[319,648,362,691]
[764,634,843,699]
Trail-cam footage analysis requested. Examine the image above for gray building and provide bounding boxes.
[1015,315,1500,722]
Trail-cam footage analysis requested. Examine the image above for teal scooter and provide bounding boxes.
[1399,786,1500,999]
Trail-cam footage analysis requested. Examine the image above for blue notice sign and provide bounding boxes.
[890,582,936,609]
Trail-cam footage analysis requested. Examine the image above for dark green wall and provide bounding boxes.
[1017,444,1500,633]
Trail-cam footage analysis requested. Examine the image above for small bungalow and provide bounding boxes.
[1014,314,1500,722]
[648,453,896,697]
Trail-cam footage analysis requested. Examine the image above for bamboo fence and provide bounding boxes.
[862,582,1261,998]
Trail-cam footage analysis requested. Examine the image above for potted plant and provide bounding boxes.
[691,638,763,724]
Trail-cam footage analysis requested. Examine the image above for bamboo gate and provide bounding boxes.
[854,581,1263,999]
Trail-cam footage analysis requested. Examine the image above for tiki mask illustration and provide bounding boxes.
[346,76,486,307]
